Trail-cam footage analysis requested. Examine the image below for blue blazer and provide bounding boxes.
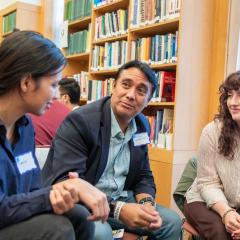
[42,97,156,198]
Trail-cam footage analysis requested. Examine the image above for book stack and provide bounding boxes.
[131,32,178,64]
[130,0,181,28]
[64,0,92,21]
[3,11,16,34]
[148,108,174,148]
[152,71,176,102]
[87,78,114,102]
[66,24,91,55]
[91,41,128,70]
[95,9,128,40]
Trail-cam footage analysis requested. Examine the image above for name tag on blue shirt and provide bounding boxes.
[133,132,150,146]
[15,151,37,174]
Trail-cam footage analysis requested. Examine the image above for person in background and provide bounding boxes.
[0,30,109,240]
[58,77,80,111]
[184,71,240,240]
[29,99,70,145]
[42,60,182,240]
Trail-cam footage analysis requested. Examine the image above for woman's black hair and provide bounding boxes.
[0,30,66,96]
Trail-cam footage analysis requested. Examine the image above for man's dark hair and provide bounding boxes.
[58,78,80,104]
[116,60,157,96]
[0,30,66,96]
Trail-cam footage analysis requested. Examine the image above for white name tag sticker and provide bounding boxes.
[133,132,150,146]
[15,152,37,174]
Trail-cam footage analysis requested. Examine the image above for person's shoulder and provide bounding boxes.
[66,97,110,126]
[203,120,221,133]
[49,100,70,113]
[202,120,222,140]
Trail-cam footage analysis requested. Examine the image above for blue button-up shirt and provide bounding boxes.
[96,108,137,200]
[0,115,51,229]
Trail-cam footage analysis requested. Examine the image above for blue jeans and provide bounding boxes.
[94,192,182,240]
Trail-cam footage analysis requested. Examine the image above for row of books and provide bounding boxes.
[95,9,128,40]
[130,0,181,28]
[73,71,89,99]
[148,108,174,148]
[152,71,176,102]
[91,40,128,71]
[64,0,92,21]
[130,32,178,64]
[72,70,176,103]
[87,78,114,102]
[65,25,91,56]
[94,0,118,7]
[3,11,16,34]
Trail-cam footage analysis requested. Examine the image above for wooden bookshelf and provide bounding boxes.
[130,18,179,36]
[148,102,175,107]
[66,52,90,61]
[0,2,40,42]
[90,68,118,76]
[94,0,129,14]
[93,33,128,45]
[151,63,177,70]
[68,16,91,30]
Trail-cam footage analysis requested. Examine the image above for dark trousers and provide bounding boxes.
[0,204,94,240]
[184,201,232,240]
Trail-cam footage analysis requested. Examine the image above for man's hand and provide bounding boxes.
[119,203,162,230]
[51,173,110,222]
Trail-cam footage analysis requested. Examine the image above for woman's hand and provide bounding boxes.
[224,211,240,234]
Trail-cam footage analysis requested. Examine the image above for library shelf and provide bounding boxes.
[148,102,175,107]
[66,52,90,61]
[93,33,128,45]
[130,18,179,36]
[68,16,91,30]
[148,146,173,163]
[94,0,129,14]
[90,68,118,76]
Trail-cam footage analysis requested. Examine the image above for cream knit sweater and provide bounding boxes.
[186,120,240,208]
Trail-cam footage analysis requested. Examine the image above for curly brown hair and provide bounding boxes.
[215,71,240,159]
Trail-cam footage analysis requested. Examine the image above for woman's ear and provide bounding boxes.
[20,75,33,93]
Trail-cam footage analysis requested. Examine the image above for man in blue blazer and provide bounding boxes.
[42,60,181,239]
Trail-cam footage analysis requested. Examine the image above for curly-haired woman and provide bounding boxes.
[184,71,240,240]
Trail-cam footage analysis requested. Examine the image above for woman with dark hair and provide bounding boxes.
[184,71,240,240]
[0,31,109,240]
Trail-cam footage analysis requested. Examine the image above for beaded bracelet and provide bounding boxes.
[113,201,126,220]
[222,208,236,224]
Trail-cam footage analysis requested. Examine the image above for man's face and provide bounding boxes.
[111,67,152,124]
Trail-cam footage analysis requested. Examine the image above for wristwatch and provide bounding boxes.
[139,197,156,207]
[109,200,117,218]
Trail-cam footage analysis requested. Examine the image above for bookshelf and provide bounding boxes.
[0,2,40,42]
[63,0,229,209]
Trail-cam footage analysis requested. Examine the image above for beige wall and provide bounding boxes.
[0,0,40,10]
[226,0,240,75]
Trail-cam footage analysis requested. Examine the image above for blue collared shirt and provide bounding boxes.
[95,108,137,200]
[0,115,51,229]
